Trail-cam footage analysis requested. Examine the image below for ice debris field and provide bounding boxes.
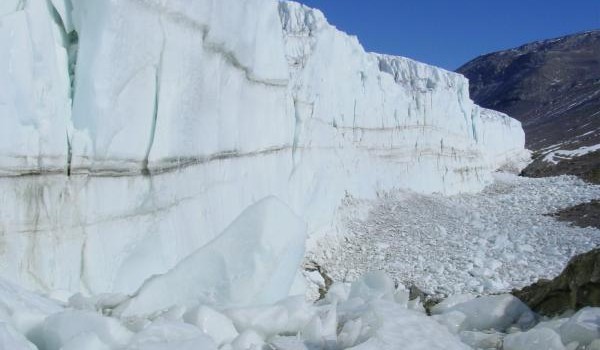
[310,173,600,297]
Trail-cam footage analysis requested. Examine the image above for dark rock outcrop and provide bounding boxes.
[552,200,600,229]
[513,249,600,316]
[522,149,600,184]
[304,261,333,300]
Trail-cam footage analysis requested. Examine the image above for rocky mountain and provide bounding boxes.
[513,248,600,316]
[457,30,600,182]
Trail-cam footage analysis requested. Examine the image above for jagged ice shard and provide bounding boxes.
[0,0,528,296]
[114,197,307,318]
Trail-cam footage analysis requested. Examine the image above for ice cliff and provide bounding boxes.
[0,0,528,294]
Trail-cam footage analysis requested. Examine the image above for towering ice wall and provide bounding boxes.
[0,0,527,294]
[68,0,292,173]
[279,2,527,194]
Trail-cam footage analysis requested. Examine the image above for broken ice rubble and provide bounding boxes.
[2,267,600,349]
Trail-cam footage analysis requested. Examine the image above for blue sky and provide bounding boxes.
[293,0,600,70]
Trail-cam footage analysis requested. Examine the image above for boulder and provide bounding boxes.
[513,249,600,316]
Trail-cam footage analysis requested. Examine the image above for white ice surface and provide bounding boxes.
[183,305,238,346]
[430,294,477,315]
[0,0,72,175]
[504,328,566,350]
[435,295,532,332]
[42,310,133,350]
[115,197,307,318]
[0,277,63,347]
[344,301,470,350]
[0,322,37,350]
[125,320,217,350]
[458,330,503,349]
[0,1,21,17]
[559,307,600,346]
[60,333,112,350]
[69,0,290,170]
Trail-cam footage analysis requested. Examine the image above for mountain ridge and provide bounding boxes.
[458,29,600,182]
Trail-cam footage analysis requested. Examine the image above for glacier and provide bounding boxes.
[0,0,528,297]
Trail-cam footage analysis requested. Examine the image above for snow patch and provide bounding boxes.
[543,144,600,164]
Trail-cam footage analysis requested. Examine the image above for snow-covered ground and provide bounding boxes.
[308,173,600,298]
[543,144,600,164]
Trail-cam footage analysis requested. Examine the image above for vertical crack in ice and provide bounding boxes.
[45,0,78,176]
[66,26,78,176]
[378,76,387,128]
[65,29,78,177]
[471,111,479,142]
[24,184,51,291]
[66,30,78,101]
[66,131,72,176]
[352,99,358,141]
[79,234,92,295]
[292,98,301,165]
[290,97,315,177]
[142,17,166,175]
[17,0,27,11]
[457,85,471,137]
